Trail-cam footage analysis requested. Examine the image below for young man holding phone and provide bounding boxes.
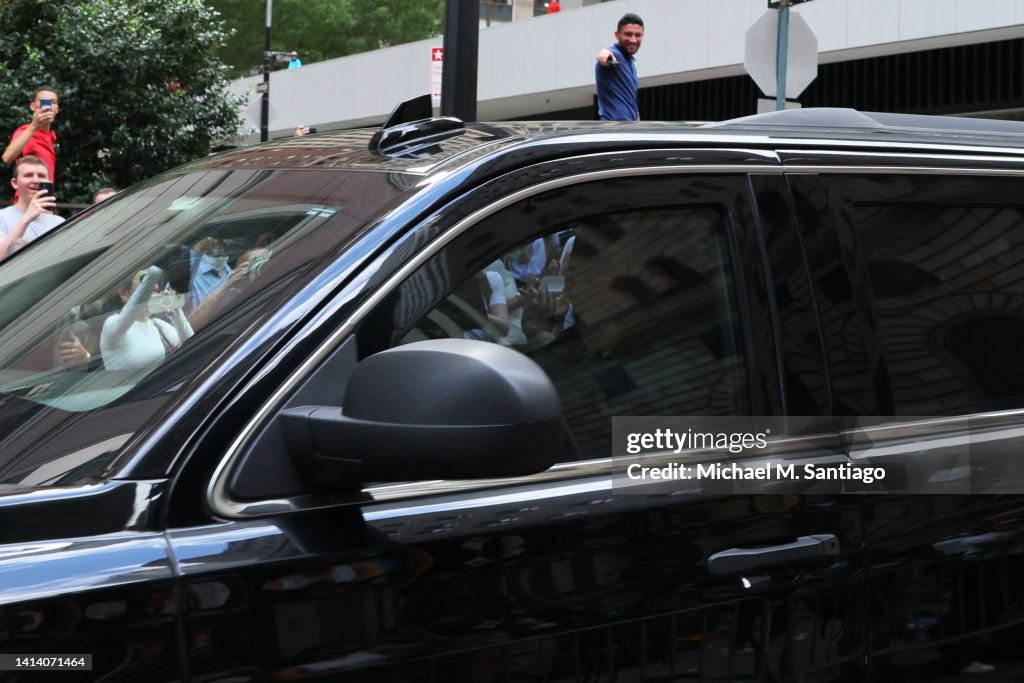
[3,86,60,185]
[0,156,64,259]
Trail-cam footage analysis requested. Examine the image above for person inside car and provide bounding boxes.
[188,247,270,330]
[100,266,193,371]
[186,237,233,315]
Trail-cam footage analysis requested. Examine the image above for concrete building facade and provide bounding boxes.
[228,0,1024,142]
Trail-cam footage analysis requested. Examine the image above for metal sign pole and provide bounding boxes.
[775,0,790,111]
[261,0,272,142]
[440,0,480,122]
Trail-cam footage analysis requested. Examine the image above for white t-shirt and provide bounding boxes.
[483,270,506,308]
[0,205,65,243]
[485,260,526,346]
[100,316,181,371]
[463,271,509,342]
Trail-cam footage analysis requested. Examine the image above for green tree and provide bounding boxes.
[344,0,447,55]
[210,0,445,78]
[0,0,245,204]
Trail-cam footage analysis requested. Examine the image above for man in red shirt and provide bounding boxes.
[3,87,60,184]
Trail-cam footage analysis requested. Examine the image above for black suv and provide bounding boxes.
[1,103,1024,681]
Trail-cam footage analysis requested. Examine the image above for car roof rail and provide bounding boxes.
[706,108,882,130]
[708,106,1024,139]
[369,95,465,158]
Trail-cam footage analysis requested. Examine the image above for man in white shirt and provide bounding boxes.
[0,155,64,259]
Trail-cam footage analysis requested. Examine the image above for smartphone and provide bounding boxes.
[148,292,186,315]
[36,181,54,196]
[308,127,318,134]
[39,98,53,110]
[541,275,565,295]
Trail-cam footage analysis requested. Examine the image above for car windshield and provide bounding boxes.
[0,167,409,488]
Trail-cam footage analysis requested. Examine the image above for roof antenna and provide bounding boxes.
[383,95,434,128]
[369,95,464,157]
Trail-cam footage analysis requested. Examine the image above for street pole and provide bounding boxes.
[261,0,272,142]
[440,0,479,121]
[775,0,790,111]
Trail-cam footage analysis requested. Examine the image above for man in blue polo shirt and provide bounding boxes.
[186,237,232,315]
[595,13,645,121]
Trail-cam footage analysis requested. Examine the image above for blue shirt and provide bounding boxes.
[595,43,638,121]
[186,250,232,314]
[508,238,547,282]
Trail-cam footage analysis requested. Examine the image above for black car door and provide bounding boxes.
[167,158,868,681]
[788,164,1024,681]
[0,482,181,681]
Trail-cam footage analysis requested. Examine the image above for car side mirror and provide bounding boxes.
[280,339,562,486]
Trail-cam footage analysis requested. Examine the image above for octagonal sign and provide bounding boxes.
[744,9,818,98]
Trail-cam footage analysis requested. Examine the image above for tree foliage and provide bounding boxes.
[210,0,445,78]
[0,0,245,204]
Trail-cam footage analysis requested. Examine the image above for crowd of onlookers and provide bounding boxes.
[0,85,119,262]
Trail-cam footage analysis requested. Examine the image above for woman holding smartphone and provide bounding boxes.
[100,266,194,371]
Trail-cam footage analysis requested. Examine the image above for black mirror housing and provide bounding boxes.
[281,339,562,485]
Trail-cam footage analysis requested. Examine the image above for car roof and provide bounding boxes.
[187,107,1024,178]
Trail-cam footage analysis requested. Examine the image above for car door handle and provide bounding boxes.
[706,534,840,576]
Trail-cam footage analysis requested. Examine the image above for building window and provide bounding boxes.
[480,0,512,27]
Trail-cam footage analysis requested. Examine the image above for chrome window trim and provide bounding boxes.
[364,409,1024,504]
[208,158,1024,519]
[782,164,1024,176]
[0,481,114,506]
[536,133,1024,160]
[362,476,618,523]
[783,149,1024,167]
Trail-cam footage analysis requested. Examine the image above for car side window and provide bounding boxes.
[808,174,1024,416]
[394,203,752,461]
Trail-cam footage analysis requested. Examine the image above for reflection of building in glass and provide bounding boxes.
[859,203,1024,415]
[789,174,1024,418]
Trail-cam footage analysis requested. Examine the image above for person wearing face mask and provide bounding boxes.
[186,237,232,315]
